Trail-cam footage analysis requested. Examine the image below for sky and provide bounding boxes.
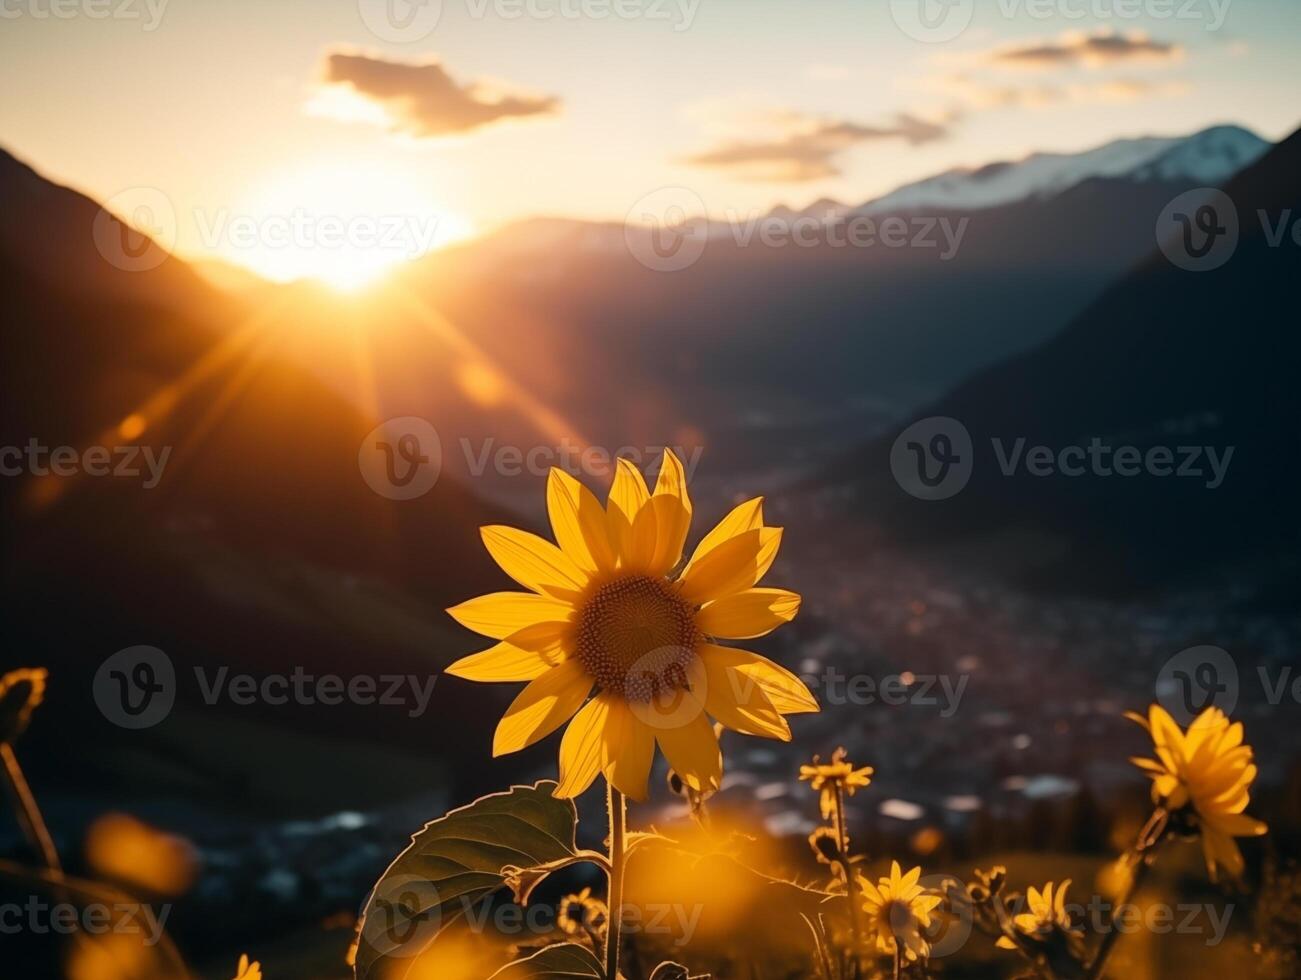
[2,0,1300,282]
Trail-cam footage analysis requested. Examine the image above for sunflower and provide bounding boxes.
[995,879,1078,949]
[558,886,607,936]
[808,826,844,866]
[445,451,818,800]
[1126,703,1268,881]
[799,747,874,819]
[232,954,262,980]
[859,861,943,962]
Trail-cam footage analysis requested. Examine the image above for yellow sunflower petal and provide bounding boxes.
[697,644,818,715]
[446,642,557,682]
[1202,827,1245,881]
[702,651,790,740]
[493,660,592,756]
[1124,709,1151,732]
[655,711,722,794]
[555,694,611,798]
[502,621,570,658]
[1203,811,1268,838]
[448,592,575,640]
[916,895,944,917]
[547,468,616,573]
[678,527,783,605]
[602,698,656,801]
[1026,886,1045,914]
[682,496,764,575]
[900,865,921,891]
[607,458,651,561]
[696,588,801,639]
[654,449,692,516]
[621,495,663,572]
[629,494,690,576]
[859,875,884,906]
[481,525,590,599]
[1149,704,1184,752]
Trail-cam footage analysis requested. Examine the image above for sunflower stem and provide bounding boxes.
[832,783,864,975]
[0,743,61,873]
[582,919,605,954]
[892,943,902,980]
[1085,823,1161,980]
[604,782,627,980]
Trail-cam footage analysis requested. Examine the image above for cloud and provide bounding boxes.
[937,74,1189,109]
[683,112,952,182]
[986,30,1183,70]
[317,50,559,137]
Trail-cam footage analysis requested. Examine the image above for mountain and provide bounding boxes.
[0,149,226,321]
[850,125,1268,216]
[191,255,276,295]
[375,126,1272,488]
[811,126,1301,596]
[1,146,522,817]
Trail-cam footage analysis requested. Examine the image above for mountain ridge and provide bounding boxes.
[811,125,1301,595]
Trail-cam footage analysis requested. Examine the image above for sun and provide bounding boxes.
[218,160,471,291]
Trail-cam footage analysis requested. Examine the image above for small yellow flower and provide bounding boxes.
[799,747,874,819]
[1127,703,1268,881]
[558,886,607,936]
[808,826,843,865]
[233,954,262,980]
[0,667,47,744]
[445,451,818,800]
[859,861,943,963]
[996,880,1078,949]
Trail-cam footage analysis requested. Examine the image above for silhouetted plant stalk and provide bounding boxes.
[606,783,628,980]
[1084,808,1167,980]
[0,858,193,979]
[0,669,60,873]
[831,782,865,972]
[801,748,875,977]
[1,741,61,873]
[1,668,196,978]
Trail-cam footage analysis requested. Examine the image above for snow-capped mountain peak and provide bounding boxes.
[1128,124,1269,182]
[854,125,1268,216]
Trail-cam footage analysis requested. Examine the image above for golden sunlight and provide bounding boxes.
[217,160,471,290]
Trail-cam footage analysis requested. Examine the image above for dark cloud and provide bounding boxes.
[990,31,1181,69]
[684,113,951,182]
[321,51,559,137]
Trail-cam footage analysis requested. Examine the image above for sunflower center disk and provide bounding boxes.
[574,575,701,702]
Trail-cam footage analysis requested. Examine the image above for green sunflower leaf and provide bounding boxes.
[353,780,578,980]
[486,942,604,979]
